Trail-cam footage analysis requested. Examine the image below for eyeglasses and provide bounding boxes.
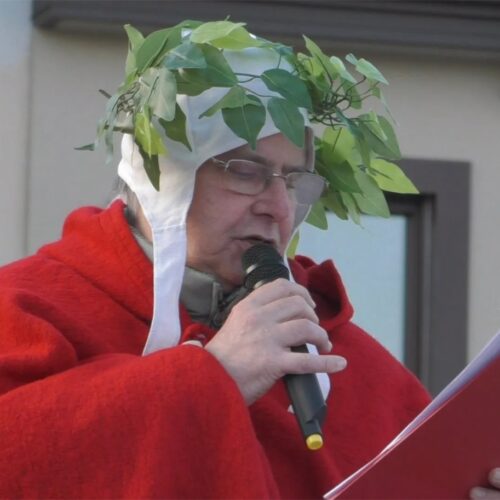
[210,157,328,205]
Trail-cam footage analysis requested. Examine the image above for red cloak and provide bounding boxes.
[0,201,430,498]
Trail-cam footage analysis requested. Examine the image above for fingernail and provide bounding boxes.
[470,487,486,499]
[492,468,500,483]
[336,357,347,370]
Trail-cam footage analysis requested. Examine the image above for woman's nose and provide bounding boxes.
[252,176,295,221]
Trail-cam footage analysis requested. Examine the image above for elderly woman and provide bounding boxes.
[0,19,498,499]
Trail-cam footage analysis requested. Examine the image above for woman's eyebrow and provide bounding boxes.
[237,151,308,172]
[237,151,271,165]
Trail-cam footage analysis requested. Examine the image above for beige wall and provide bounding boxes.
[2,6,499,360]
[27,29,124,252]
[0,0,31,263]
[382,53,500,358]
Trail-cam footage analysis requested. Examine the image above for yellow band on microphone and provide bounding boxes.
[306,433,323,451]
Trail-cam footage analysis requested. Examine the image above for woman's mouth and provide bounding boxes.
[241,236,276,248]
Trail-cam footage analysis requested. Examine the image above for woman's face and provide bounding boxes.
[186,133,307,290]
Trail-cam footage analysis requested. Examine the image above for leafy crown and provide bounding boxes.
[79,19,418,238]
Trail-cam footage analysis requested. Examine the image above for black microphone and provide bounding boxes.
[242,243,327,451]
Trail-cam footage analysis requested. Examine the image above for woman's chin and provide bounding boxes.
[216,263,245,292]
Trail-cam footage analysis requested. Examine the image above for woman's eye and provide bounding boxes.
[230,162,265,180]
[232,170,258,180]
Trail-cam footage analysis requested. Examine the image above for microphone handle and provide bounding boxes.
[286,344,327,451]
[242,247,327,450]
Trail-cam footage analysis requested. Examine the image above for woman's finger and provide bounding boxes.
[260,295,319,324]
[276,319,331,352]
[246,278,316,308]
[279,351,347,377]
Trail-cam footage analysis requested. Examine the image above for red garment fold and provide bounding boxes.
[0,201,430,498]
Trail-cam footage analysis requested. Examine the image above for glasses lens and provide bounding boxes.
[288,172,327,204]
[224,160,267,195]
[217,157,327,204]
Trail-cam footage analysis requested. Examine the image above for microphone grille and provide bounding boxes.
[244,263,289,290]
[242,243,290,290]
[241,243,283,272]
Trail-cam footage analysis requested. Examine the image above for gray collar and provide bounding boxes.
[180,266,248,328]
[126,208,248,328]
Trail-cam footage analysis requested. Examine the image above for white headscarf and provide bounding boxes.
[119,46,311,353]
[118,45,331,401]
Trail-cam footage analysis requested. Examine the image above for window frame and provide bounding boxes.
[388,159,470,395]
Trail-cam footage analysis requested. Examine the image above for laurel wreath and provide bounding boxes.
[79,19,418,237]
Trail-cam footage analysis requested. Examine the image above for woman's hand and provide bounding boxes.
[205,278,347,405]
[470,468,500,499]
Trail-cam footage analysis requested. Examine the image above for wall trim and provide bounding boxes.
[33,1,500,55]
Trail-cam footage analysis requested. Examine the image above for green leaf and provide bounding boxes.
[319,127,359,170]
[305,200,328,229]
[355,134,372,168]
[136,67,159,110]
[373,88,396,124]
[137,142,161,191]
[352,171,390,217]
[357,118,399,161]
[149,67,177,122]
[124,24,144,51]
[341,79,362,109]
[378,116,401,159]
[286,231,300,258]
[295,52,332,112]
[176,19,204,30]
[159,103,192,151]
[262,68,312,110]
[370,159,418,194]
[199,86,256,118]
[176,70,212,96]
[96,116,106,138]
[333,115,371,168]
[134,107,167,157]
[267,97,305,148]
[163,26,183,55]
[134,110,152,153]
[163,41,207,70]
[355,58,388,84]
[303,36,339,81]
[345,53,358,66]
[317,159,361,193]
[339,192,361,225]
[179,44,237,88]
[322,191,348,220]
[361,111,388,142]
[210,26,263,50]
[102,92,122,163]
[124,24,144,77]
[298,52,322,79]
[260,41,293,59]
[336,109,363,142]
[136,28,172,73]
[190,21,246,43]
[329,56,356,84]
[201,44,238,85]
[222,96,266,149]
